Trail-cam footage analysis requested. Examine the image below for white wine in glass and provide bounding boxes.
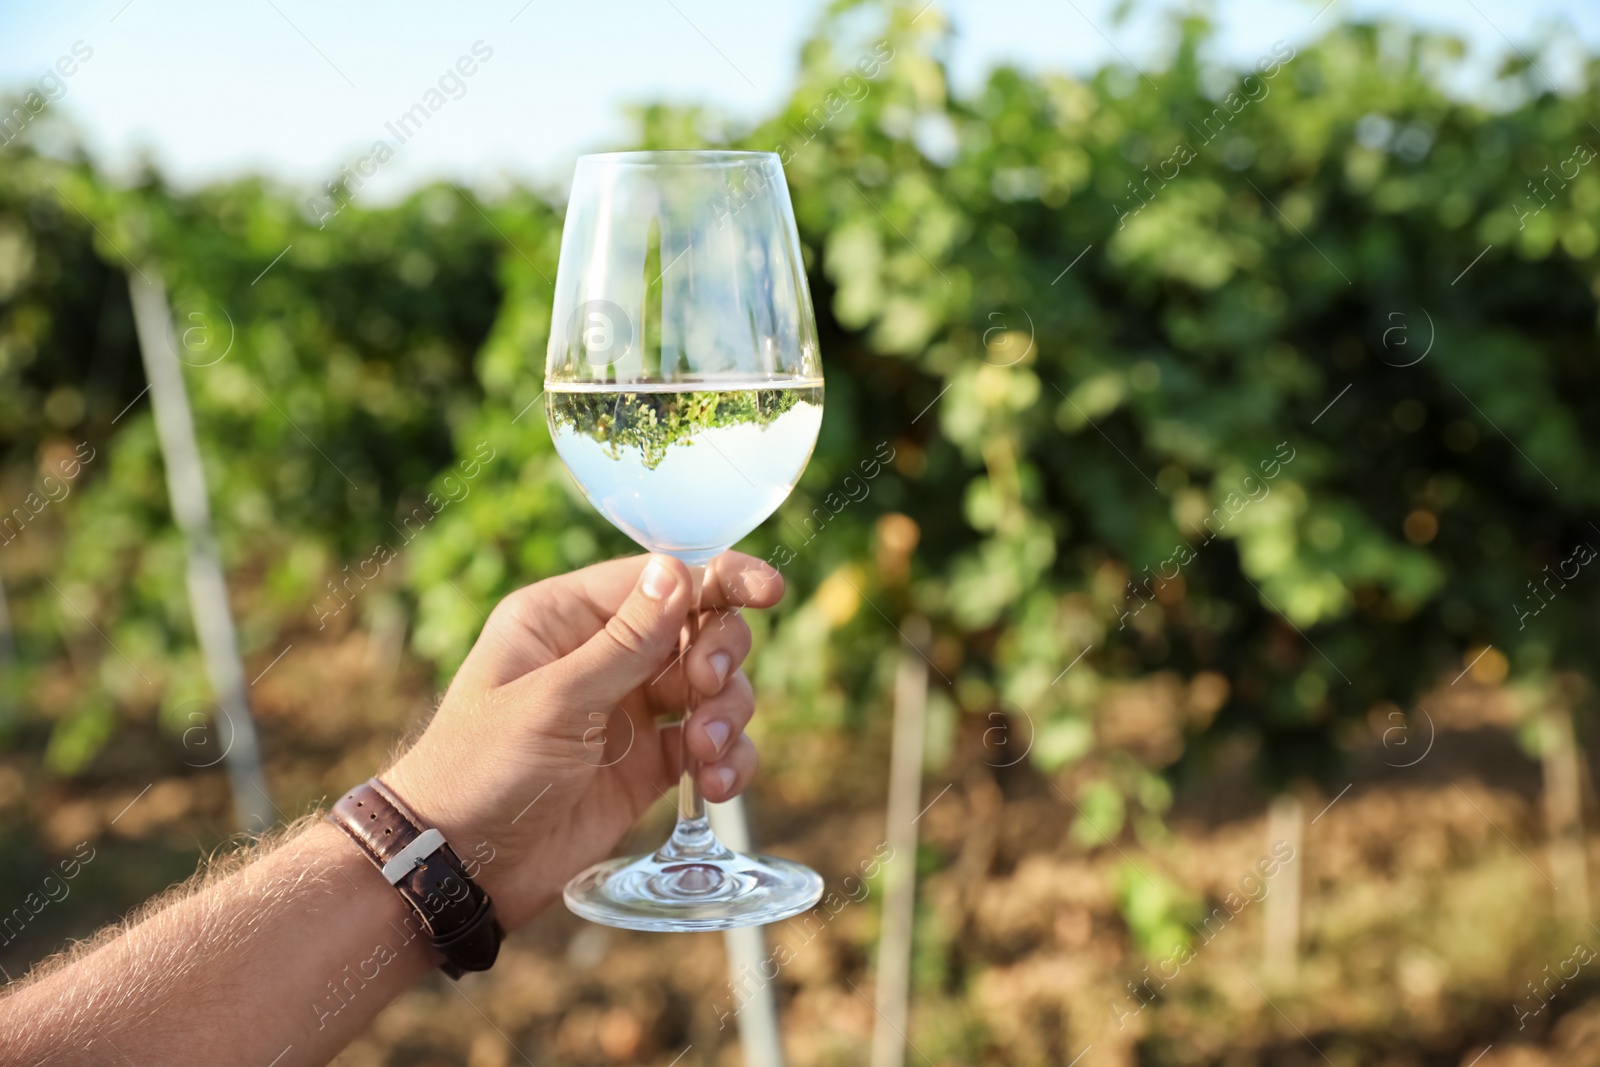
[546,382,823,562]
[545,151,825,931]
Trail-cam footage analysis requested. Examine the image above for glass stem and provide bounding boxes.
[659,563,728,863]
[678,566,706,824]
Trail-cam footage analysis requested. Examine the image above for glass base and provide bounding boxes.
[564,818,823,932]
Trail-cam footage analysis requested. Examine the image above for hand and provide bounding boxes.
[383,552,783,930]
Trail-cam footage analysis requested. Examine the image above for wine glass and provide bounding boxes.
[544,150,825,931]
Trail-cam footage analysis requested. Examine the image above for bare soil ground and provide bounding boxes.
[3,631,1596,1067]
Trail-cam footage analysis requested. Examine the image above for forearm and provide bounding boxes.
[1,820,437,1067]
[0,552,778,1064]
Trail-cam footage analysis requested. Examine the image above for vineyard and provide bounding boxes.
[3,3,1600,1063]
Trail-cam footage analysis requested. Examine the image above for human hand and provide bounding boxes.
[383,552,783,930]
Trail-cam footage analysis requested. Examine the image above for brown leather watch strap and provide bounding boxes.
[328,778,503,978]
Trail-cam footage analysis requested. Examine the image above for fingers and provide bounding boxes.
[703,552,785,615]
[549,551,784,623]
[456,551,785,696]
[685,608,753,698]
[698,733,758,803]
[535,555,696,715]
[685,670,754,765]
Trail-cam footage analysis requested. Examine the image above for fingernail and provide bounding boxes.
[709,651,731,685]
[715,766,736,794]
[640,557,676,600]
[705,720,730,755]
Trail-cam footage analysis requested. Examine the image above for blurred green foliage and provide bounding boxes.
[0,2,1597,808]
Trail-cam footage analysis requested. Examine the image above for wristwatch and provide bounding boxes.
[328,777,504,978]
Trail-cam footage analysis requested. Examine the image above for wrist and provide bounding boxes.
[381,751,477,873]
[381,752,562,931]
[309,820,441,964]
[326,777,506,977]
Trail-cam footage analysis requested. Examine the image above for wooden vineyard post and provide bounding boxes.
[1541,700,1589,924]
[871,616,931,1067]
[708,795,787,1067]
[127,268,273,831]
[1263,794,1304,986]
[0,569,13,707]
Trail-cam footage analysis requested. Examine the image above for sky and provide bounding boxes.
[0,0,1595,204]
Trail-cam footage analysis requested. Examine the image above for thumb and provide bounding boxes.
[545,554,693,713]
